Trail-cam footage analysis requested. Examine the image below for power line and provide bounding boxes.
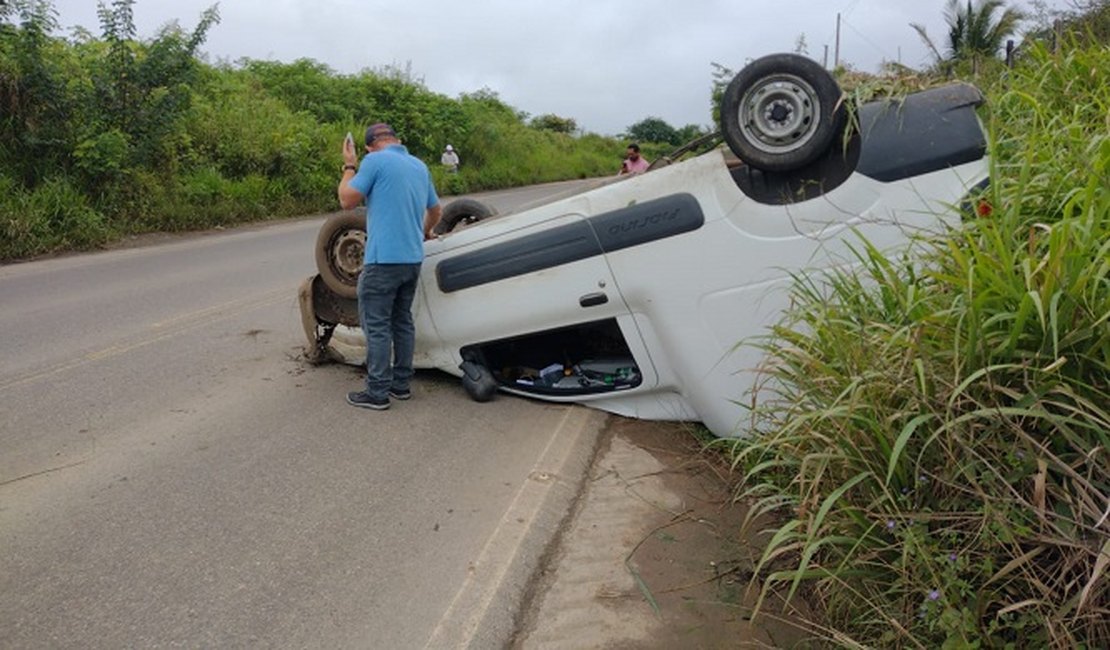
[840,15,899,64]
[823,1,862,68]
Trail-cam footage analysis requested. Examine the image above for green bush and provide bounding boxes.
[73,128,130,182]
[430,167,471,197]
[727,43,1109,648]
[0,174,111,258]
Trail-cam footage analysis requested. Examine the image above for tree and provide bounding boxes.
[88,0,220,171]
[912,0,1025,66]
[794,32,809,56]
[674,123,708,143]
[708,61,735,127]
[245,58,352,124]
[0,0,70,185]
[529,113,577,134]
[1026,0,1110,49]
[625,116,678,145]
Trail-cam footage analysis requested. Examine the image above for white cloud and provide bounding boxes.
[47,0,1062,135]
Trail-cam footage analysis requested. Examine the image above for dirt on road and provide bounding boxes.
[513,417,816,649]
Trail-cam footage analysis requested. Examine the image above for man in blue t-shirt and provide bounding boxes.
[338,122,443,410]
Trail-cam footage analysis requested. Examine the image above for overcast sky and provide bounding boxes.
[46,0,1062,136]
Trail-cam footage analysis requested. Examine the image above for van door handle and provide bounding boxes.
[579,292,608,308]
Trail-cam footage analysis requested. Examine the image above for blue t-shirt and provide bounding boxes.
[348,144,439,264]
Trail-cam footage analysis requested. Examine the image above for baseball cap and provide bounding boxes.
[364,122,397,145]
[446,144,454,151]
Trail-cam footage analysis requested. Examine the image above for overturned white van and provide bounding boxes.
[299,54,990,437]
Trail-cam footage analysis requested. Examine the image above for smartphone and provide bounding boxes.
[344,132,355,150]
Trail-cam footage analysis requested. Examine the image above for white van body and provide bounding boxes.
[302,83,990,437]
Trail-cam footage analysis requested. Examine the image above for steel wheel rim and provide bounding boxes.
[330,229,365,284]
[738,73,821,155]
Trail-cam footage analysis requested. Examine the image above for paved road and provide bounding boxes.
[0,180,603,648]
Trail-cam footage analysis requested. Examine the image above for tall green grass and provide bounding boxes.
[727,43,1108,648]
[0,174,112,257]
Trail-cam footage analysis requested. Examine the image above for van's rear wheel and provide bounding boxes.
[315,211,365,299]
[719,53,846,172]
[433,198,497,235]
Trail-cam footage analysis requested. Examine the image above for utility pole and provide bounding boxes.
[834,13,841,68]
[823,44,829,68]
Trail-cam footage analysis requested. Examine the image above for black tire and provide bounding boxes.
[315,210,366,300]
[433,198,497,235]
[719,53,846,173]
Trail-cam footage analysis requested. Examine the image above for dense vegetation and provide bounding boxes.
[0,0,630,261]
[729,35,1108,650]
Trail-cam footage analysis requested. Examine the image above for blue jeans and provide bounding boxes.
[357,263,422,399]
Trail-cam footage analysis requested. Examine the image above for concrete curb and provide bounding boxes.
[421,405,608,649]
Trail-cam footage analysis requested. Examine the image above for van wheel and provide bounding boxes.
[719,53,846,172]
[434,198,498,235]
[315,210,365,299]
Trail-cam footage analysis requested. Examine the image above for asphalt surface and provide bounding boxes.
[0,180,604,648]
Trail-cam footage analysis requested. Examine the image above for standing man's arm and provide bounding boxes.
[424,204,443,240]
[338,137,364,209]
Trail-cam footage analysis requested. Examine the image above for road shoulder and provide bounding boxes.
[422,405,609,649]
[513,418,814,649]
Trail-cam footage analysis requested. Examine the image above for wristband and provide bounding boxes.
[342,164,357,172]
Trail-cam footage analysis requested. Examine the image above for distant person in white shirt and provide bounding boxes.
[441,144,460,173]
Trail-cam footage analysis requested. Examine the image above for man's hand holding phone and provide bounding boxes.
[342,132,357,167]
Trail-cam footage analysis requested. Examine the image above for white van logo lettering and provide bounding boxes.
[607,208,680,235]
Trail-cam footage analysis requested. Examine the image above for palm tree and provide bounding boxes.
[912,0,1025,67]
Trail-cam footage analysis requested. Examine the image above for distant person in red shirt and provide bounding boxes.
[618,143,649,175]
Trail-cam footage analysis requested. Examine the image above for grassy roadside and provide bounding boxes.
[724,42,1108,648]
